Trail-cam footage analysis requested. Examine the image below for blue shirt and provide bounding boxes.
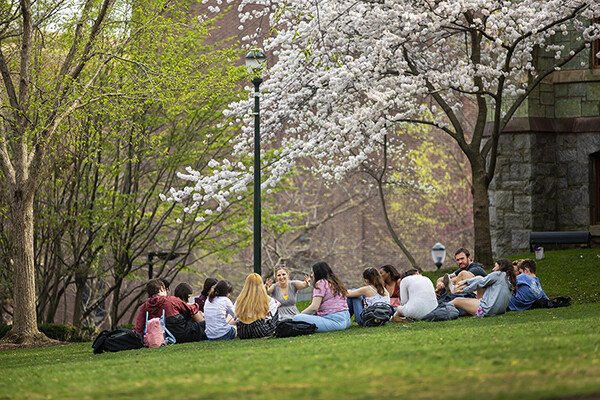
[508,274,547,311]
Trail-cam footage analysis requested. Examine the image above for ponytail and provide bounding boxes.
[208,280,234,302]
[363,267,386,296]
[496,258,517,294]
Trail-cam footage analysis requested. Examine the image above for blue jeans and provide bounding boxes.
[209,325,236,341]
[347,297,365,325]
[293,310,351,333]
[438,292,475,316]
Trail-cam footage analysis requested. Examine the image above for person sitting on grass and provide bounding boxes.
[347,267,390,326]
[446,258,516,317]
[508,259,548,311]
[195,278,218,312]
[435,248,487,298]
[390,269,438,322]
[380,264,402,308]
[292,261,351,333]
[204,280,237,341]
[134,278,207,343]
[235,273,280,339]
[265,265,311,320]
[174,282,193,303]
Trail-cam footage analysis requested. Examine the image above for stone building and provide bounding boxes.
[489,30,600,257]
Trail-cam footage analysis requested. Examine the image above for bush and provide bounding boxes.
[0,324,96,342]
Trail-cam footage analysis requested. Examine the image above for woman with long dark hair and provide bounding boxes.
[194,278,218,312]
[380,264,402,308]
[347,267,390,326]
[292,261,351,332]
[449,258,517,317]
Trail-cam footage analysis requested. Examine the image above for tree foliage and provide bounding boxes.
[0,0,249,340]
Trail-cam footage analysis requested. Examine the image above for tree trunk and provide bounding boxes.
[376,176,421,271]
[110,277,123,327]
[471,163,493,267]
[72,271,87,327]
[2,190,50,344]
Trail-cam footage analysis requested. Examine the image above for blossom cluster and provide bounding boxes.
[165,0,600,219]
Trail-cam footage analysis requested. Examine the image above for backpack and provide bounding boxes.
[144,310,176,348]
[421,302,460,322]
[360,302,392,327]
[92,328,144,354]
[275,320,317,338]
[531,296,571,309]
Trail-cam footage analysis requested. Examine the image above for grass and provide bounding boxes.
[0,248,599,400]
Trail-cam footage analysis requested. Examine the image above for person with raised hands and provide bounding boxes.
[265,264,311,320]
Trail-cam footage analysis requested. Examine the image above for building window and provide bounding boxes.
[594,18,600,69]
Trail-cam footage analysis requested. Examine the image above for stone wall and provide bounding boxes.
[489,67,600,257]
[490,130,600,257]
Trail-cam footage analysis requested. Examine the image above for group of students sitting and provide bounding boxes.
[132,247,548,343]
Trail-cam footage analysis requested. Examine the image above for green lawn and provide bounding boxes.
[1,248,599,400]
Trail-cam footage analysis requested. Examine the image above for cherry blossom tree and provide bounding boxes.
[177,0,599,266]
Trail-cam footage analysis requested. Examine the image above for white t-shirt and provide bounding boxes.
[204,296,236,339]
[400,275,438,320]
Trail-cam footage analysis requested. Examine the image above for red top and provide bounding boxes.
[134,295,199,334]
[390,281,400,307]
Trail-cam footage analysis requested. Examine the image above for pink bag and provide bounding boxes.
[144,312,166,348]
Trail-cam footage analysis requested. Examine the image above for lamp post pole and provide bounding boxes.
[252,76,263,276]
[246,49,266,276]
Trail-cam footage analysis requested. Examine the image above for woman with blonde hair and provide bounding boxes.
[266,265,311,320]
[235,273,280,339]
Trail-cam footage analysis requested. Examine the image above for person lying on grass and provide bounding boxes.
[444,258,516,317]
[292,261,351,333]
[390,269,438,322]
[346,267,391,326]
[508,259,548,311]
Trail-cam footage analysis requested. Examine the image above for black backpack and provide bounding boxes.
[531,296,572,309]
[360,302,392,327]
[93,327,144,354]
[275,320,317,338]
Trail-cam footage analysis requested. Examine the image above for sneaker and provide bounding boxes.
[443,274,454,294]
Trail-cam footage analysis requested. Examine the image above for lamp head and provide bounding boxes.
[431,242,446,269]
[245,49,267,77]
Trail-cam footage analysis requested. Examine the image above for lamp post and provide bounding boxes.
[245,49,267,276]
[431,243,446,269]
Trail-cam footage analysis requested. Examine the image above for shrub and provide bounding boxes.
[0,324,96,342]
